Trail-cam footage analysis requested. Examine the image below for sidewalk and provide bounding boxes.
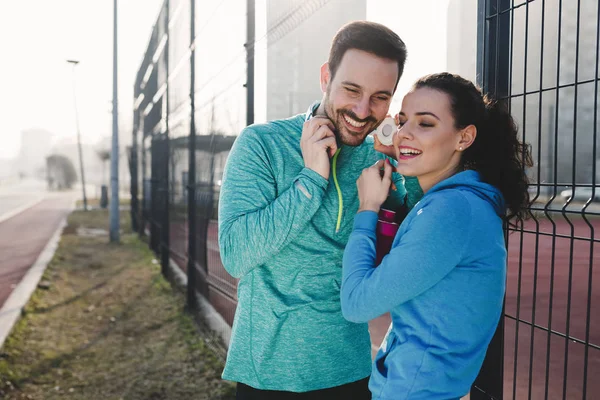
[0,207,235,400]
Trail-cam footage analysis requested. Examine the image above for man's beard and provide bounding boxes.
[322,96,378,147]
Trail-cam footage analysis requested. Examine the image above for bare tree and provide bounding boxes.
[46,154,77,190]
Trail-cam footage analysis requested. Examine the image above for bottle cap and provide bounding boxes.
[378,208,396,222]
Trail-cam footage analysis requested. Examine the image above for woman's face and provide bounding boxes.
[393,87,469,193]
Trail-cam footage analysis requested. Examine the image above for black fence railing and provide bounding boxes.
[131,0,244,328]
[474,1,600,399]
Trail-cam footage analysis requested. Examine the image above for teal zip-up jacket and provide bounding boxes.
[218,107,422,392]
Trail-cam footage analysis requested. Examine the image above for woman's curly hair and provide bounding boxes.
[414,72,533,225]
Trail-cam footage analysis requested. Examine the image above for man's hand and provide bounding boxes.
[357,159,393,213]
[300,116,338,180]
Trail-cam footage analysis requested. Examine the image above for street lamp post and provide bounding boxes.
[66,59,88,211]
[110,0,120,242]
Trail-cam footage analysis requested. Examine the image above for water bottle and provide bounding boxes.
[376,208,399,265]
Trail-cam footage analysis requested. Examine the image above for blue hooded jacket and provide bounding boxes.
[341,170,506,399]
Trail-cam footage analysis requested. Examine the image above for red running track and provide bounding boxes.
[0,194,74,309]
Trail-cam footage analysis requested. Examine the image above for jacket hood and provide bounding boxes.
[426,170,506,216]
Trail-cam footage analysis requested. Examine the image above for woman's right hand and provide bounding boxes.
[357,159,393,213]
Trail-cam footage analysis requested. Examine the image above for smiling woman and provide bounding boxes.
[393,87,473,193]
[341,73,533,399]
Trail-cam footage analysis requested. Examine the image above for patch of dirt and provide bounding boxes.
[0,209,235,400]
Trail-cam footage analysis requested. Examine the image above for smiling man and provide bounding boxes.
[218,21,422,399]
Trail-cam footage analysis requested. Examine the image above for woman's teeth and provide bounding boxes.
[400,149,422,156]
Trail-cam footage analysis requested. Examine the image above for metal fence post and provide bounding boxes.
[160,0,171,278]
[140,134,146,237]
[187,0,198,308]
[151,138,160,253]
[131,107,139,233]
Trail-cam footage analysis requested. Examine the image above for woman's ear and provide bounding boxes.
[320,63,330,93]
[457,125,477,151]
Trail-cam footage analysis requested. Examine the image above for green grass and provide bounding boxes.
[0,209,235,400]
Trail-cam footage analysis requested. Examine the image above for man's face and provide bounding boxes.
[320,49,398,146]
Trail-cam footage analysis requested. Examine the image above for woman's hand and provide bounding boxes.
[373,135,396,159]
[357,159,394,213]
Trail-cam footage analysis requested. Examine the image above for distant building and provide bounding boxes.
[0,158,14,180]
[446,0,477,82]
[265,0,367,121]
[13,129,54,178]
[447,0,599,185]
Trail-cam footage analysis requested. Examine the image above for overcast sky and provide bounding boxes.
[0,0,450,160]
[0,0,163,159]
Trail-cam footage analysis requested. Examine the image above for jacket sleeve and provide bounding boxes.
[403,176,424,209]
[218,128,328,278]
[382,162,423,212]
[382,172,408,211]
[340,194,471,323]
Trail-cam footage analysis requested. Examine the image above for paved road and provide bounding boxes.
[0,179,47,222]
[0,183,75,309]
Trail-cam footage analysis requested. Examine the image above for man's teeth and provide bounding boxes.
[344,115,367,128]
[400,149,422,156]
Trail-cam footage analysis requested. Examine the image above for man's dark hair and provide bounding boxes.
[328,21,407,91]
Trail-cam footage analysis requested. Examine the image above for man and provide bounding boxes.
[218,21,421,399]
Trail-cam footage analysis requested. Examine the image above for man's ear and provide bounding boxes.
[457,124,477,151]
[320,62,330,93]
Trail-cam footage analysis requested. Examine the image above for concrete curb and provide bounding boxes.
[0,218,67,349]
[168,259,232,347]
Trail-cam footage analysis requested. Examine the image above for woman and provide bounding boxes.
[341,72,532,399]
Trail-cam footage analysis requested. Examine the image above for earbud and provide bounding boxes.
[373,117,397,146]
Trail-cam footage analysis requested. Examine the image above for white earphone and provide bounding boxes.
[373,117,397,146]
